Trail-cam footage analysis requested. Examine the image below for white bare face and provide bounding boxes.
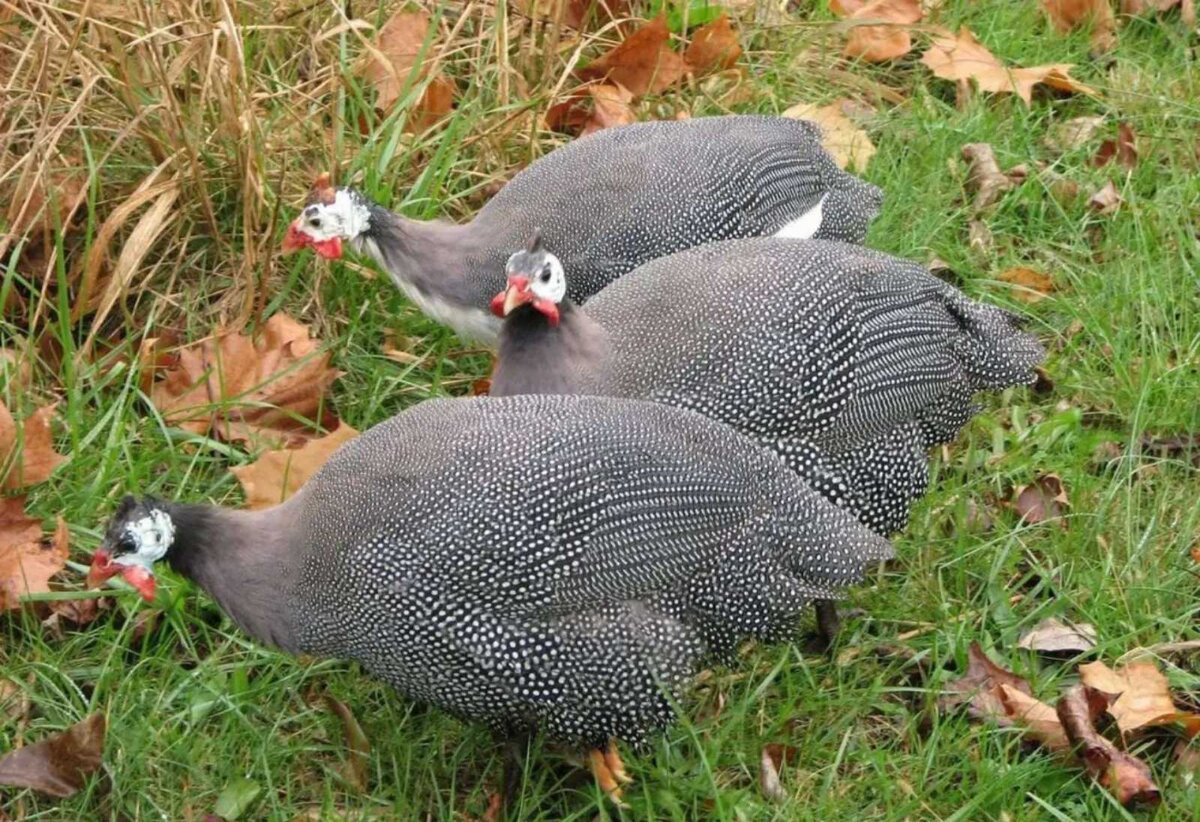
[112,510,175,571]
[295,189,373,244]
[506,249,566,305]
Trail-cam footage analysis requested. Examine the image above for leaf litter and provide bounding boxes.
[359,10,456,130]
[836,0,924,63]
[0,401,67,490]
[782,100,877,172]
[1017,617,1098,655]
[230,420,359,509]
[0,713,106,798]
[0,498,68,611]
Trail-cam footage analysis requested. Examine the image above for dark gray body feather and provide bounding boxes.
[287,395,890,746]
[358,116,883,341]
[493,239,1045,535]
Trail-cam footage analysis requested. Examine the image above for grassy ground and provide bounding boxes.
[3,0,1200,818]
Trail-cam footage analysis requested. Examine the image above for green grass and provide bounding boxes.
[3,0,1200,818]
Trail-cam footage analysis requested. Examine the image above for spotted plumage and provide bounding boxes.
[284,116,883,341]
[92,395,891,748]
[492,238,1046,536]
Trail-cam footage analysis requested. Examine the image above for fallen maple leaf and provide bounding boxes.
[149,314,342,450]
[1012,473,1069,525]
[1043,0,1117,52]
[962,143,1027,214]
[1088,180,1123,213]
[1017,617,1097,654]
[1093,122,1138,170]
[940,641,1035,724]
[0,402,67,490]
[513,0,631,30]
[1057,685,1161,807]
[685,14,742,75]
[782,100,876,171]
[920,27,1097,105]
[0,713,105,797]
[999,683,1072,750]
[1079,659,1180,735]
[0,499,68,610]
[996,267,1056,304]
[230,420,359,509]
[581,83,637,136]
[578,16,689,97]
[359,10,455,130]
[841,0,924,63]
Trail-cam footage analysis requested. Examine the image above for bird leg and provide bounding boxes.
[588,741,631,806]
[814,599,841,650]
[500,734,529,812]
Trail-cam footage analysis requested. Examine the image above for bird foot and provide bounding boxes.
[588,741,632,806]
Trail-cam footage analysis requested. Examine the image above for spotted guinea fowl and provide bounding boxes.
[280,115,883,342]
[88,394,891,802]
[491,237,1045,638]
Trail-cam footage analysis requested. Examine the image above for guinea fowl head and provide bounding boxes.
[87,495,176,601]
[281,173,373,260]
[490,231,566,326]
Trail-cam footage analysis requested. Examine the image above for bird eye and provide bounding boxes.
[539,265,552,283]
[308,218,321,229]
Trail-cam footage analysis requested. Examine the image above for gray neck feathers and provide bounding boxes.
[164,497,306,653]
[492,303,612,396]
[353,205,504,342]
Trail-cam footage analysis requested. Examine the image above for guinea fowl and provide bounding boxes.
[280,115,883,342]
[490,237,1045,640]
[87,394,891,802]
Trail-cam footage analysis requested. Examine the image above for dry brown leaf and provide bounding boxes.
[1093,122,1138,170]
[0,499,68,610]
[1121,0,1195,23]
[0,402,67,490]
[359,10,455,130]
[781,100,876,171]
[961,143,1025,213]
[513,0,631,30]
[230,420,358,510]
[149,314,342,450]
[830,0,869,12]
[1043,0,1117,52]
[1079,660,1180,734]
[685,15,742,75]
[996,267,1056,304]
[940,641,1034,724]
[324,696,370,792]
[1057,685,1161,807]
[920,27,1097,105]
[0,678,28,725]
[999,684,1072,751]
[578,16,689,96]
[1012,473,1069,525]
[1088,180,1123,213]
[0,713,105,798]
[581,83,637,136]
[844,0,924,63]
[1017,617,1097,654]
[1138,433,1200,467]
[759,743,795,803]
[1045,115,1105,153]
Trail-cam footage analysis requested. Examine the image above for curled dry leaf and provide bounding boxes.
[998,683,1071,750]
[1088,180,1123,214]
[230,420,359,510]
[0,402,67,490]
[0,499,68,610]
[0,713,105,797]
[578,16,689,97]
[1012,473,1069,525]
[1093,122,1138,170]
[684,14,742,75]
[1078,659,1182,735]
[324,695,371,792]
[150,314,342,450]
[1137,432,1200,467]
[582,83,637,136]
[940,641,1034,723]
[1057,685,1161,807]
[359,10,455,130]
[1017,617,1097,654]
[1042,0,1117,52]
[759,743,795,803]
[842,0,924,63]
[996,267,1056,304]
[1045,115,1105,153]
[920,27,1097,105]
[961,143,1026,214]
[782,100,876,171]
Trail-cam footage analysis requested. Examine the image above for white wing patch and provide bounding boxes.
[773,193,827,240]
